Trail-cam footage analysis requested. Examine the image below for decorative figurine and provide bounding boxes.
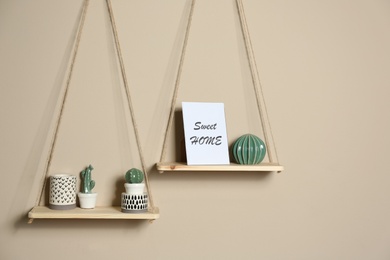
[78,164,98,209]
[81,164,95,193]
[232,134,266,165]
[121,168,148,213]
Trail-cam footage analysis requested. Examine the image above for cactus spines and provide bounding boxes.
[125,168,144,184]
[80,164,95,193]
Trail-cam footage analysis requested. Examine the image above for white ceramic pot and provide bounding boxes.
[78,192,98,209]
[49,174,77,210]
[124,183,145,195]
[121,193,148,213]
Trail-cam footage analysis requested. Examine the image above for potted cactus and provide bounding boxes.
[121,168,148,213]
[124,168,144,194]
[77,164,98,209]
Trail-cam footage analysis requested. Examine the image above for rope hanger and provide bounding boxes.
[35,0,155,210]
[35,0,280,207]
[160,0,280,164]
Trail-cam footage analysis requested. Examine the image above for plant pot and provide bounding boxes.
[49,174,77,210]
[121,193,148,213]
[124,183,145,195]
[121,183,147,213]
[78,192,98,209]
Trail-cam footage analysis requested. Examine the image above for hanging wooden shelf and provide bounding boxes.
[156,0,283,173]
[28,0,159,223]
[157,162,283,173]
[28,206,159,223]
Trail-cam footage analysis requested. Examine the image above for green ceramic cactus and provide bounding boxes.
[125,168,144,184]
[80,164,95,193]
[232,134,266,165]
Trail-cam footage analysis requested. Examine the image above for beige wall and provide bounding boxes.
[1,0,390,259]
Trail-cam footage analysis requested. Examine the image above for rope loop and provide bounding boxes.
[36,0,158,210]
[159,0,279,164]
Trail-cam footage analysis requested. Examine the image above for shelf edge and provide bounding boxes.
[28,206,160,223]
[156,162,284,173]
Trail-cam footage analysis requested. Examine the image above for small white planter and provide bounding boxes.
[49,174,77,210]
[78,192,98,209]
[124,183,145,195]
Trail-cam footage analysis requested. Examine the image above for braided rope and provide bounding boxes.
[160,0,196,163]
[236,0,279,163]
[159,0,279,164]
[35,0,90,206]
[106,0,155,209]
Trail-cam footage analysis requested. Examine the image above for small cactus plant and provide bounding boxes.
[80,164,95,193]
[125,168,144,184]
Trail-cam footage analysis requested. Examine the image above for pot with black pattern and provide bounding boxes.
[49,174,77,210]
[121,168,148,213]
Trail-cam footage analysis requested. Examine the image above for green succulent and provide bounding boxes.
[80,164,95,193]
[125,168,144,184]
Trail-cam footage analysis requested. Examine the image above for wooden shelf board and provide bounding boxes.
[28,206,159,222]
[157,162,284,173]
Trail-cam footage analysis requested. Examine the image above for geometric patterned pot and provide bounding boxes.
[49,174,77,210]
[121,193,148,213]
[121,183,148,213]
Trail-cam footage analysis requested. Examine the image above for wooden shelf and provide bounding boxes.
[28,206,159,223]
[27,1,160,225]
[156,162,284,173]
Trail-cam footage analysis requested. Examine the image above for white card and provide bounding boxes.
[182,102,230,165]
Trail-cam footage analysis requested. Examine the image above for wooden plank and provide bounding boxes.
[156,162,284,173]
[28,206,159,222]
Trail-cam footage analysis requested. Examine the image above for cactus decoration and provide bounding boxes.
[125,168,144,184]
[80,164,95,193]
[232,134,267,165]
[122,168,147,213]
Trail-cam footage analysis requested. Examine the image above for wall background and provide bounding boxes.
[1,0,390,259]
